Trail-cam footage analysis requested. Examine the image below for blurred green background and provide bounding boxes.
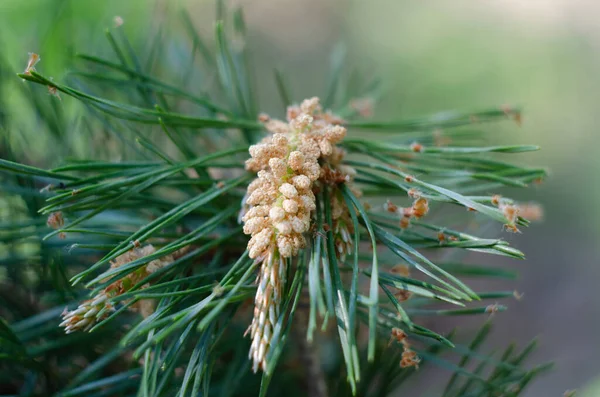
[1,0,598,395]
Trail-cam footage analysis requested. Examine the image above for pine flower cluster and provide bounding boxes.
[390,328,420,369]
[243,97,359,372]
[60,245,175,333]
[385,189,429,230]
[243,97,346,260]
[46,211,66,239]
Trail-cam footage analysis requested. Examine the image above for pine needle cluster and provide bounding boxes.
[0,2,552,396]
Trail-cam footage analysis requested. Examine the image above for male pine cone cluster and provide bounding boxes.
[60,245,180,333]
[242,97,359,372]
[243,97,348,260]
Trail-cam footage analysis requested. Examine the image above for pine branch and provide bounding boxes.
[0,3,552,396]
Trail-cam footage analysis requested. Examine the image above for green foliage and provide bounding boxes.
[0,2,550,396]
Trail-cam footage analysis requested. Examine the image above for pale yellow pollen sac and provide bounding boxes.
[274,221,292,235]
[319,140,333,156]
[272,133,288,147]
[246,189,269,206]
[291,175,310,190]
[291,114,313,130]
[288,151,305,170]
[244,205,270,220]
[277,236,294,257]
[282,199,299,214]
[290,217,306,233]
[243,217,268,235]
[299,139,321,159]
[247,178,262,193]
[279,183,298,198]
[300,96,320,114]
[302,162,321,181]
[256,170,276,185]
[324,125,347,142]
[299,195,316,211]
[269,206,286,222]
[293,235,306,251]
[269,158,287,178]
[248,228,273,259]
[248,145,264,159]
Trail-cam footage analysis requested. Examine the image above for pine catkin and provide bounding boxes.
[243,97,347,262]
[60,244,180,333]
[243,97,359,372]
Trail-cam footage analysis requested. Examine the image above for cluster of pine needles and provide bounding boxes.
[0,3,553,397]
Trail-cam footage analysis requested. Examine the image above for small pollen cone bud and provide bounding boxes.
[410,142,423,153]
[400,216,411,230]
[500,203,519,230]
[59,244,182,334]
[24,52,40,76]
[47,212,64,230]
[60,291,113,333]
[491,194,502,206]
[412,197,429,218]
[400,350,420,368]
[397,334,420,369]
[384,200,398,213]
[390,327,406,344]
[437,232,446,244]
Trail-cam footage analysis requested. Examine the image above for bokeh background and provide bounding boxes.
[1,0,598,395]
